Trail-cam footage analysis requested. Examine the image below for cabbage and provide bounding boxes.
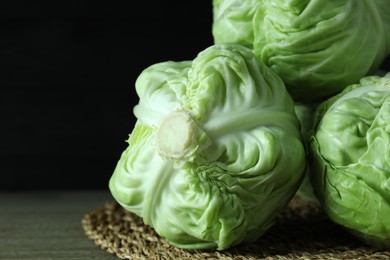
[109,44,306,250]
[294,103,318,203]
[212,0,390,101]
[309,73,390,248]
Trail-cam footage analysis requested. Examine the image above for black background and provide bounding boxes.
[1,2,214,190]
[1,2,390,190]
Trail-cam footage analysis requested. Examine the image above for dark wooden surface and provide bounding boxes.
[0,2,214,190]
[0,190,118,259]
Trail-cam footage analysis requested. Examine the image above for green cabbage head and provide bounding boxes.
[109,44,306,250]
[212,0,390,101]
[309,73,390,248]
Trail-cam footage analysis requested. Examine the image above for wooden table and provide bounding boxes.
[0,190,118,260]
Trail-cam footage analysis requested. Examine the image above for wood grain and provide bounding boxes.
[0,190,118,259]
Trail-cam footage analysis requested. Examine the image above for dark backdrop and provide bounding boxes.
[1,3,390,190]
[1,2,214,190]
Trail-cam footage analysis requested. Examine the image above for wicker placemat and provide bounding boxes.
[81,197,390,259]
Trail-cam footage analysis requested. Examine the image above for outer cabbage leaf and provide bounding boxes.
[109,44,306,250]
[212,0,390,101]
[309,73,390,248]
[294,102,318,203]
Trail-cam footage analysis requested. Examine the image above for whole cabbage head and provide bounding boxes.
[212,0,390,101]
[309,73,390,248]
[109,44,306,250]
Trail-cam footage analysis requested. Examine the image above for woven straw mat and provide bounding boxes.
[81,196,390,259]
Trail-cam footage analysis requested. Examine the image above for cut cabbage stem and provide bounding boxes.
[156,111,199,160]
